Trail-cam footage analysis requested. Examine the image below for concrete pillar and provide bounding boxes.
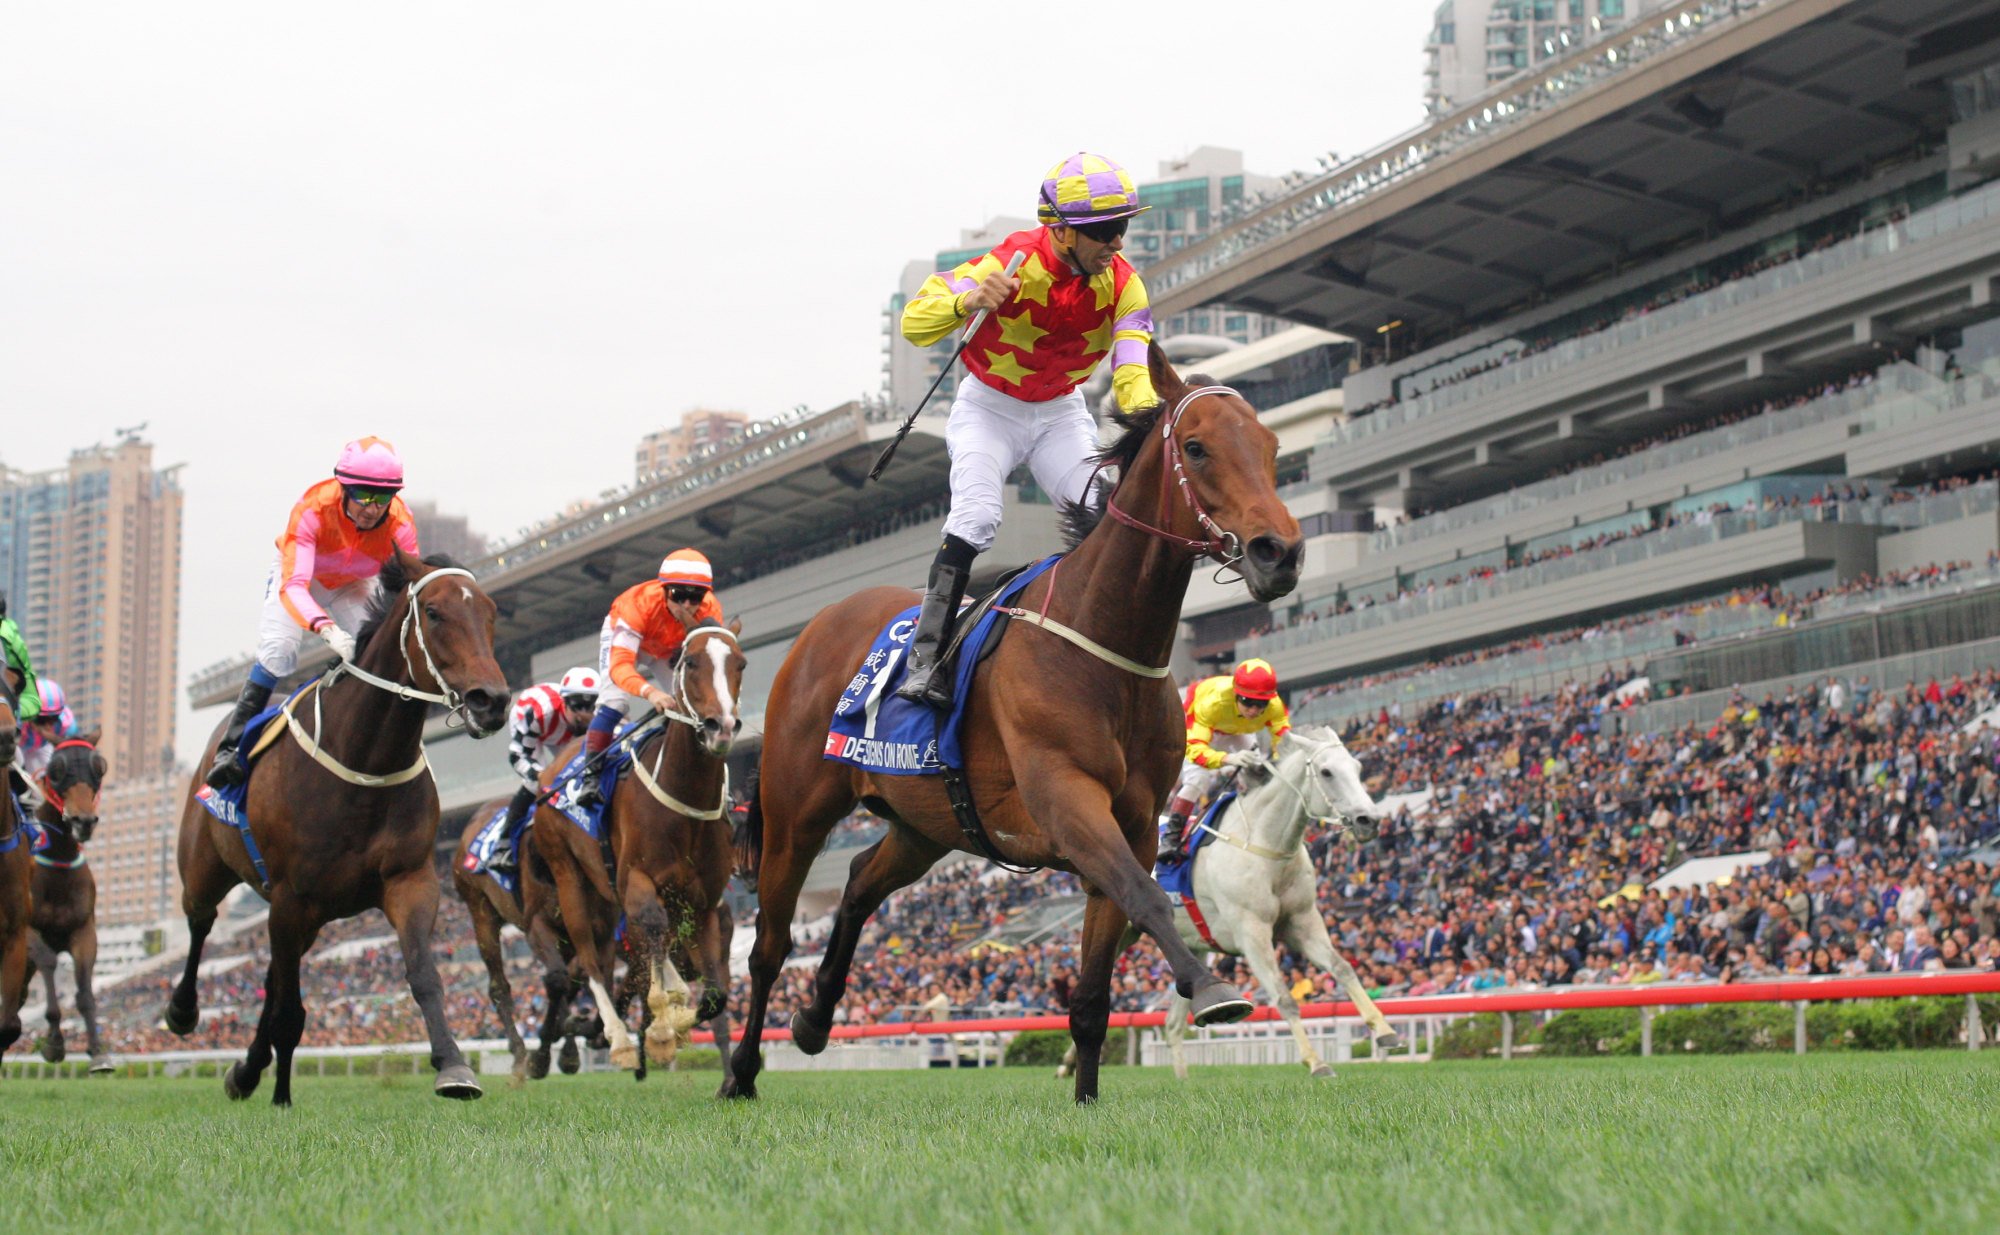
[1794,1002,1808,1055]
[1641,1006,1654,1057]
[1500,1011,1515,1061]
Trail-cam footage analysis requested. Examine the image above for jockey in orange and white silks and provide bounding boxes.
[570,548,727,808]
[1157,659,1291,864]
[204,437,418,790]
[893,152,1159,710]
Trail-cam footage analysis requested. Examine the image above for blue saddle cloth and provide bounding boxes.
[823,556,1061,777]
[459,800,518,896]
[546,744,632,842]
[1153,791,1233,900]
[192,684,315,888]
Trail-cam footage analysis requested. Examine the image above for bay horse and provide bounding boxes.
[168,552,510,1105]
[28,733,112,1071]
[451,799,593,1081]
[727,345,1304,1103]
[1056,727,1404,1082]
[0,692,29,1063]
[527,621,744,1079]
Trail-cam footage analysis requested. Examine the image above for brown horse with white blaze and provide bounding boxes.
[28,733,113,1071]
[0,692,29,1062]
[726,346,1304,1103]
[167,552,510,1106]
[527,621,744,1080]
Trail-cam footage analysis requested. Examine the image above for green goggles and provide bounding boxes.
[343,486,396,508]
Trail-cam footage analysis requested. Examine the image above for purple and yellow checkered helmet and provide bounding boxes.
[1036,152,1151,227]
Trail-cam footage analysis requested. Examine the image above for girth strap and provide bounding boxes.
[993,607,1170,679]
[941,765,1041,874]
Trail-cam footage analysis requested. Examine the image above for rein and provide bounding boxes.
[283,565,482,789]
[1195,737,1359,862]
[1100,385,1247,569]
[630,624,739,820]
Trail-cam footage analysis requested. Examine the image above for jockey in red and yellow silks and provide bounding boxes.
[572,548,727,807]
[1158,659,1290,864]
[894,152,1159,709]
[205,437,417,790]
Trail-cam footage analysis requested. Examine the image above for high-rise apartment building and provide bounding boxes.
[635,410,753,480]
[881,149,1284,413]
[1425,0,1671,117]
[405,499,488,564]
[0,433,182,777]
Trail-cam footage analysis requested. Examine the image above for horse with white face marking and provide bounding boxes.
[1060,726,1401,1080]
[526,621,744,1080]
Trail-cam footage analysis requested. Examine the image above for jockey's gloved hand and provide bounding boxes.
[1222,749,1264,769]
[318,624,358,663]
[641,686,673,714]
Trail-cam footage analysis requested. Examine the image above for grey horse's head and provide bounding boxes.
[1258,726,1379,837]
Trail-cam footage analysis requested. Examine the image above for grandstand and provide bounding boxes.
[135,0,1997,1050]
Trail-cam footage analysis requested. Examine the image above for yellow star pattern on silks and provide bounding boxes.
[1080,318,1114,358]
[1091,272,1116,311]
[995,309,1048,354]
[1066,362,1100,384]
[1014,252,1055,306]
[984,349,1034,386]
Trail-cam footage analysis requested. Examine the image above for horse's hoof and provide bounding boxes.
[162,1001,199,1037]
[717,1074,756,1101]
[89,1057,116,1076]
[557,1041,581,1074]
[39,1035,65,1064]
[789,1009,830,1056]
[1310,1064,1336,1079]
[1374,1030,1404,1053]
[610,1044,639,1071]
[526,1049,551,1081]
[645,1022,678,1053]
[224,1062,258,1101]
[435,1064,483,1100]
[1190,983,1254,1027]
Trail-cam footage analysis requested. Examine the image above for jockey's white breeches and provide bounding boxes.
[256,557,375,676]
[941,376,1098,553]
[595,617,669,717]
[1174,733,1257,807]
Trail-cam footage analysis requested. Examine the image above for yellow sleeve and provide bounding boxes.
[1265,696,1292,753]
[902,254,1003,348]
[1109,272,1159,411]
[1185,716,1220,768]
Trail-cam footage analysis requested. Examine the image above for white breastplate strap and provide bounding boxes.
[283,684,432,789]
[994,607,1170,678]
[631,745,728,820]
[1192,818,1299,862]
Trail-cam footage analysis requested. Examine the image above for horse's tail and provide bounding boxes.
[730,770,763,891]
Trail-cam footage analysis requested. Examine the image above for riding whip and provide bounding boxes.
[868,248,1028,481]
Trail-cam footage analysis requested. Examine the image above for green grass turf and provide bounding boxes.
[2,1054,1995,1234]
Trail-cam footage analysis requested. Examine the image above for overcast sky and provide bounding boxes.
[0,1,1433,762]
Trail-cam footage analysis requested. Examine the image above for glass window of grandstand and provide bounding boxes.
[1667,476,1844,522]
[1516,511,1652,562]
[1598,0,1623,17]
[1533,0,1555,20]
[1568,0,1584,17]
[1408,547,1506,591]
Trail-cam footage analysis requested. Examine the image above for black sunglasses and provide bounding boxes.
[666,586,708,605]
[1072,216,1129,244]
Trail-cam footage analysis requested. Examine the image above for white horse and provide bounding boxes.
[1059,726,1400,1080]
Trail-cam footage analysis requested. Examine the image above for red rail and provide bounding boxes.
[691,970,2000,1044]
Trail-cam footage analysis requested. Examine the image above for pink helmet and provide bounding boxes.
[38,678,66,715]
[333,436,406,491]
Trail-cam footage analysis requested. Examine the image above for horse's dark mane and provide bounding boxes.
[356,553,464,654]
[1058,402,1166,550]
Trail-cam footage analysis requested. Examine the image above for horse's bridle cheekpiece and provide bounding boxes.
[1101,385,1247,571]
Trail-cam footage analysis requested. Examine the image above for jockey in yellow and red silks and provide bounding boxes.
[894,152,1159,709]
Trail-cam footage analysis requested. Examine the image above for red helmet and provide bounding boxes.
[1232,658,1278,701]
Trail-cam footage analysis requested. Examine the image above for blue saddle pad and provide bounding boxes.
[1153,791,1233,899]
[193,684,315,889]
[547,745,632,841]
[823,556,1061,777]
[459,800,518,896]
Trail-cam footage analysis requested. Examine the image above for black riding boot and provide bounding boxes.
[488,785,537,874]
[1156,811,1192,865]
[204,678,274,790]
[895,535,978,708]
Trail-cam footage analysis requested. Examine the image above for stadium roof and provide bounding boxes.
[1151,0,1992,342]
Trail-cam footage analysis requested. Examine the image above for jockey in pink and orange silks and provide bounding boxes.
[204,437,420,789]
[892,152,1159,708]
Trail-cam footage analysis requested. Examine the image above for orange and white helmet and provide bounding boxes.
[557,667,602,702]
[1232,658,1279,701]
[657,548,713,590]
